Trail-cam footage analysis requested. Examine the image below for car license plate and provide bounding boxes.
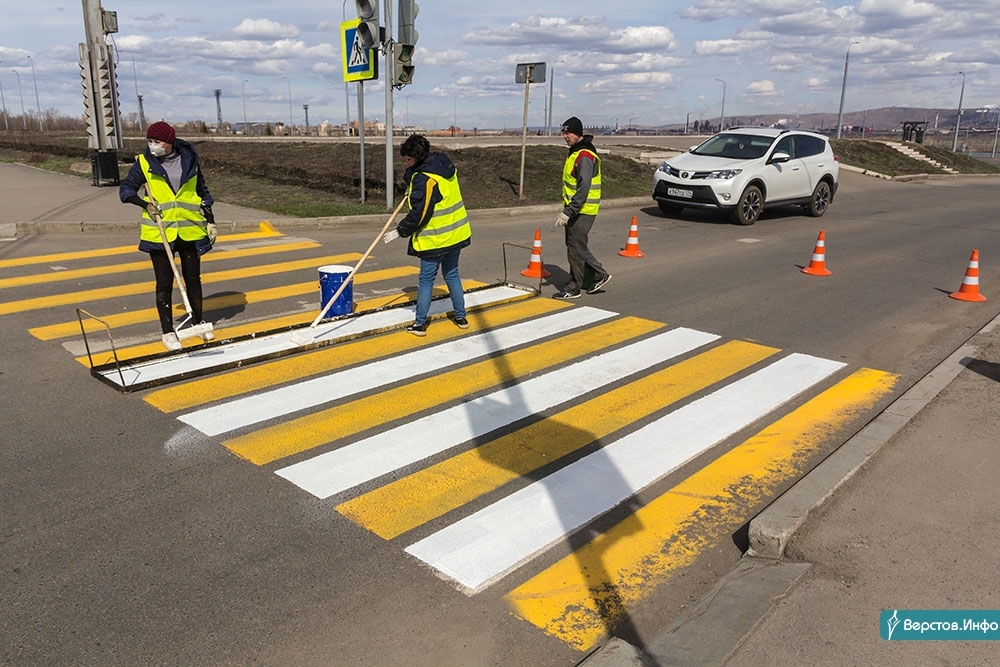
[667,187,693,199]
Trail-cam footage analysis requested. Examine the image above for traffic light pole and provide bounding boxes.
[384,0,394,210]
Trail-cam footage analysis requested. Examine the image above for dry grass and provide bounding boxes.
[2,132,997,217]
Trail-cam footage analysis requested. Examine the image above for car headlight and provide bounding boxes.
[707,168,742,180]
[657,161,671,173]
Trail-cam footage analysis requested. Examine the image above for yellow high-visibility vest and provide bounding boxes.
[137,154,208,245]
[562,148,602,215]
[408,169,471,253]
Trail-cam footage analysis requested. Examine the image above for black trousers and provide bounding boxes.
[563,213,607,293]
[149,239,203,334]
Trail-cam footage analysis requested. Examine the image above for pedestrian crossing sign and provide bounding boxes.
[341,19,378,82]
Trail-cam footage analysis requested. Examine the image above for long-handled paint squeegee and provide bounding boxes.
[151,198,214,342]
[290,198,407,346]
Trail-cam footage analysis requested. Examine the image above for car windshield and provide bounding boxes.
[692,134,773,160]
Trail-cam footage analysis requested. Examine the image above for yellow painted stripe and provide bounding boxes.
[68,266,424,364]
[224,316,665,466]
[40,264,412,342]
[76,276,490,362]
[0,222,281,269]
[143,283,550,412]
[338,340,779,539]
[1,252,362,316]
[0,240,321,289]
[505,367,898,651]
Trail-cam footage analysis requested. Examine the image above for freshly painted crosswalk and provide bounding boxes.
[179,305,619,436]
[404,353,844,592]
[275,326,717,498]
[6,229,899,654]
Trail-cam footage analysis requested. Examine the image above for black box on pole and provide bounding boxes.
[90,150,120,186]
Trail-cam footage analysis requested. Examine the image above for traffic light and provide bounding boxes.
[398,0,419,46]
[355,0,380,50]
[395,0,418,86]
[393,43,415,86]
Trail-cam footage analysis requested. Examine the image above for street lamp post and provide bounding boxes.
[27,56,42,131]
[0,61,9,132]
[952,71,966,152]
[836,41,859,139]
[12,70,26,130]
[241,79,248,136]
[282,76,293,134]
[715,78,726,132]
[121,50,143,132]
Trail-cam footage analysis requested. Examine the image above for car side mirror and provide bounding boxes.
[769,151,791,163]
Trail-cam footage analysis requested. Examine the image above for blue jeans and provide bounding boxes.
[414,247,466,326]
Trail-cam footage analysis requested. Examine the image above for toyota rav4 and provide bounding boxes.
[652,128,839,225]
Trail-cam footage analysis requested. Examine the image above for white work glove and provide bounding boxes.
[382,229,400,244]
[207,222,218,245]
[554,212,570,229]
[146,202,162,219]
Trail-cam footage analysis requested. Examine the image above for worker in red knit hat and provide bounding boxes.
[119,121,217,350]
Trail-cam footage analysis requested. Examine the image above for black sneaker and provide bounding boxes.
[587,274,612,294]
[552,290,582,300]
[406,322,428,336]
[454,317,469,329]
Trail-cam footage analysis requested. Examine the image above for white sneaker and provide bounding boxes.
[200,324,215,341]
[161,332,182,351]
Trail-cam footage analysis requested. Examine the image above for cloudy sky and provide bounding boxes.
[1,0,998,131]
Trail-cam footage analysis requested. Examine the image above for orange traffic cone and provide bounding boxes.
[618,216,645,258]
[801,230,831,276]
[949,249,987,302]
[520,229,551,278]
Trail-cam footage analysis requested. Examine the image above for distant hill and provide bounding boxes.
[647,106,999,135]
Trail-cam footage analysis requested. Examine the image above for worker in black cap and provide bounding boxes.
[552,116,611,299]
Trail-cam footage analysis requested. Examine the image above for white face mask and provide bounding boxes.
[148,141,169,157]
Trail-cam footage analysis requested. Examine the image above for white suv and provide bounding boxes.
[652,128,839,225]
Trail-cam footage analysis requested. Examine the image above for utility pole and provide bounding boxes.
[214,89,223,133]
[836,42,859,139]
[28,56,43,131]
[0,60,8,131]
[952,71,966,152]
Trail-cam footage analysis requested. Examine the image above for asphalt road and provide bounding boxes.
[2,169,999,665]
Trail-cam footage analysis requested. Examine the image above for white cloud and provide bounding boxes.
[232,18,301,40]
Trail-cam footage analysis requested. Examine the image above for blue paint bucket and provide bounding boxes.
[318,264,355,317]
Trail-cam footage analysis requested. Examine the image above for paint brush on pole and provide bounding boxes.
[290,197,407,345]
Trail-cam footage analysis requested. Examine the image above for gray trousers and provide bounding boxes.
[563,213,607,293]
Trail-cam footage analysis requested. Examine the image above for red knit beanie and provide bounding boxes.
[146,121,176,144]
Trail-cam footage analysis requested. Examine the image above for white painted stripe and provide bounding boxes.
[276,327,720,499]
[97,285,529,388]
[404,353,845,592]
[180,306,617,436]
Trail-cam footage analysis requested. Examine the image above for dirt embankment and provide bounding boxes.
[0,134,654,216]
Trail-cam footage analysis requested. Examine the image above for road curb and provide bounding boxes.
[746,308,1000,560]
[11,196,653,235]
[580,309,1000,667]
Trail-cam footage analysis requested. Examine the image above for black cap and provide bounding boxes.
[560,116,583,136]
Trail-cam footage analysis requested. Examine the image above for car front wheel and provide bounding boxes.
[805,180,832,217]
[731,185,763,225]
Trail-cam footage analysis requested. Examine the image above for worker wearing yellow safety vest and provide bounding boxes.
[119,121,217,350]
[382,134,471,336]
[552,116,612,300]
